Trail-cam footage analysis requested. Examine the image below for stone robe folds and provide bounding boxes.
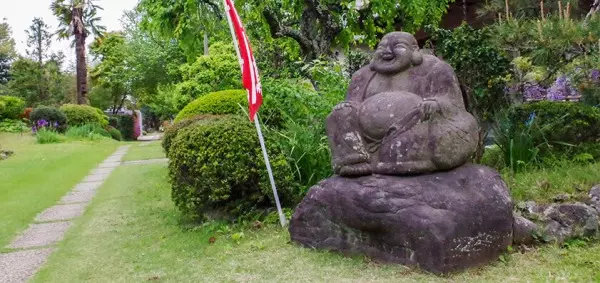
[327,54,479,175]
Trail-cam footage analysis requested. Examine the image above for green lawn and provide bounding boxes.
[122,141,165,161]
[34,163,600,282]
[0,133,119,249]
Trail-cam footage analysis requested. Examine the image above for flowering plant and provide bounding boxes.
[31,119,60,133]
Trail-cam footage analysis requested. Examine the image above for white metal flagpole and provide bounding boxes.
[254,115,287,227]
[223,0,287,227]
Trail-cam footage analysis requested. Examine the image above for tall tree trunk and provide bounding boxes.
[203,32,209,55]
[74,8,89,105]
[36,21,46,102]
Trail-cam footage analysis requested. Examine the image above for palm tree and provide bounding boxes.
[51,0,105,105]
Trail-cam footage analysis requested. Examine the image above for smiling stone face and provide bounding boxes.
[370,32,420,74]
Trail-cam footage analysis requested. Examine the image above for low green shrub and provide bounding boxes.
[162,115,217,155]
[60,104,108,127]
[0,96,26,120]
[107,126,122,141]
[167,115,297,219]
[0,119,28,133]
[36,128,65,144]
[30,106,67,131]
[174,89,246,123]
[65,124,111,141]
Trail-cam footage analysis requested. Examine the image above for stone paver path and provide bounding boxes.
[122,158,168,165]
[1,146,129,283]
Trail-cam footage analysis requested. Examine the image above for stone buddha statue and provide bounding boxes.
[327,32,479,176]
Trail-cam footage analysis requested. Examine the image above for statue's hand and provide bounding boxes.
[333,102,354,112]
[421,99,440,120]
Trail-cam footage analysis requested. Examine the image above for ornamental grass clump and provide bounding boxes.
[35,128,65,144]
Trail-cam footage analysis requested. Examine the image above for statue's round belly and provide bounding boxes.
[358,91,422,140]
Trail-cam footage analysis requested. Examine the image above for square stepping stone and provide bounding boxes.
[59,190,96,204]
[98,161,121,168]
[90,167,114,175]
[0,248,53,283]
[83,174,109,183]
[35,203,86,222]
[73,181,103,192]
[9,222,72,249]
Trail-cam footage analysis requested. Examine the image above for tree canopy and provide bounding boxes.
[0,20,16,85]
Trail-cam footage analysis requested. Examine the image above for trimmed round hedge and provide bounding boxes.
[0,96,26,120]
[174,89,246,123]
[162,114,218,155]
[166,115,298,219]
[60,104,108,127]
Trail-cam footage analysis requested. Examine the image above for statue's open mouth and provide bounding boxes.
[381,53,395,61]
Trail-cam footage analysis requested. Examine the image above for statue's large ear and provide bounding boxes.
[412,45,423,66]
[412,51,423,66]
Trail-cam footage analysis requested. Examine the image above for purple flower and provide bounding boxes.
[591,69,600,82]
[523,83,547,101]
[547,75,578,101]
[504,84,519,95]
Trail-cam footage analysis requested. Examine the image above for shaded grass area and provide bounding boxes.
[35,163,600,282]
[0,133,119,248]
[122,141,164,161]
[504,162,600,203]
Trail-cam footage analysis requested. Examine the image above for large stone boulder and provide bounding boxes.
[289,164,513,274]
[541,203,599,243]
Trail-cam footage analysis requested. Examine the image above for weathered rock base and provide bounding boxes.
[289,164,514,274]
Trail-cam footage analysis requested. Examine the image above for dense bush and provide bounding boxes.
[174,90,247,123]
[167,115,297,219]
[30,106,67,131]
[0,96,26,120]
[60,104,108,127]
[108,116,118,127]
[107,126,122,141]
[493,101,600,172]
[114,115,135,141]
[509,101,600,144]
[162,115,216,155]
[261,78,332,128]
[175,42,242,100]
[0,119,28,133]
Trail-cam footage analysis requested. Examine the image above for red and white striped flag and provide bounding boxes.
[223,0,263,121]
